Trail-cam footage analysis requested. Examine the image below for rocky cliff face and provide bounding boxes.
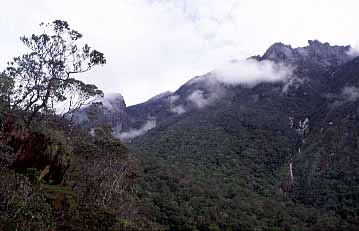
[80,40,358,141]
[0,116,70,183]
[101,93,127,114]
[73,93,130,133]
[262,40,353,68]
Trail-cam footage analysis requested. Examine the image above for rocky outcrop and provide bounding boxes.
[262,40,353,68]
[0,116,71,183]
[74,93,131,133]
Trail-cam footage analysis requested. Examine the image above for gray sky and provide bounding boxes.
[1,0,359,105]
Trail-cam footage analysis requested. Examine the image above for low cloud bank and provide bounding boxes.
[171,105,186,114]
[187,90,209,108]
[100,93,125,111]
[186,59,293,108]
[282,76,306,93]
[347,47,359,57]
[116,119,156,140]
[342,86,359,101]
[187,89,219,108]
[326,86,359,107]
[169,95,186,114]
[168,59,295,113]
[212,59,294,87]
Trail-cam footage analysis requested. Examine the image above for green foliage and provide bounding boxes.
[0,72,14,111]
[0,112,154,230]
[75,208,118,230]
[0,19,159,231]
[1,20,105,123]
[3,31,359,231]
[129,77,359,230]
[0,170,55,231]
[130,102,304,230]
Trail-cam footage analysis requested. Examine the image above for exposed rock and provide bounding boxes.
[73,92,131,134]
[147,91,173,102]
[0,117,71,183]
[262,40,352,68]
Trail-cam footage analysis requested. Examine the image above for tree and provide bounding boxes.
[1,20,106,122]
[0,73,14,112]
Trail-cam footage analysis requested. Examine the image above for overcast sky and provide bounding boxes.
[1,0,359,105]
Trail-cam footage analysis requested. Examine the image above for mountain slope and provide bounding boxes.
[126,41,359,230]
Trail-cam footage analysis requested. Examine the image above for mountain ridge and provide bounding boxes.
[125,40,359,230]
[68,39,359,230]
[77,40,358,141]
[111,40,356,139]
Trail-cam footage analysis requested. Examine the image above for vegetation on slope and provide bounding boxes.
[0,20,161,231]
[129,64,359,230]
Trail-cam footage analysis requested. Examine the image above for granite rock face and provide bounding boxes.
[74,92,130,133]
[262,40,353,68]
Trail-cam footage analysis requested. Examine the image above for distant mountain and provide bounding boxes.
[261,40,352,68]
[77,40,359,230]
[118,40,356,136]
[125,40,359,230]
[78,40,357,141]
[73,92,130,133]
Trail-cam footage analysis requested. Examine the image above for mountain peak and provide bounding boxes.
[262,40,352,68]
[262,42,295,62]
[100,92,126,112]
[148,91,173,102]
[307,39,327,47]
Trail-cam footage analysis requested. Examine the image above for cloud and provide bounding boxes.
[183,59,294,109]
[100,93,125,111]
[169,95,180,103]
[212,59,294,87]
[169,95,186,114]
[282,76,306,93]
[187,89,219,108]
[347,47,359,57]
[342,86,359,101]
[170,105,186,114]
[116,119,156,140]
[327,86,359,107]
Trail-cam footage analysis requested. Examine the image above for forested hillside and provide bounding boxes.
[1,19,359,231]
[128,41,359,230]
[0,20,162,231]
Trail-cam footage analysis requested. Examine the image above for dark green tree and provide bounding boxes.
[1,20,106,122]
[0,73,14,112]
